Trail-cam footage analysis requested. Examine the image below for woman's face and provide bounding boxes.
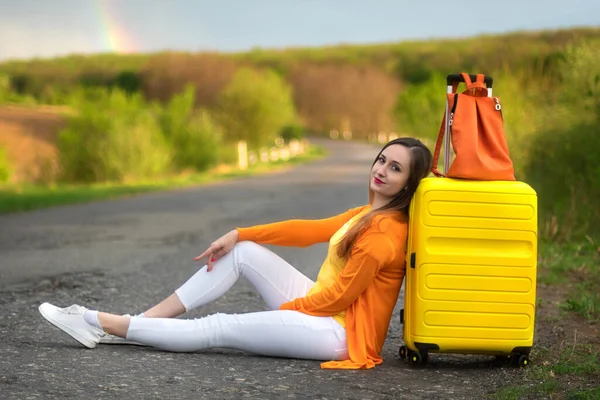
[369,144,411,199]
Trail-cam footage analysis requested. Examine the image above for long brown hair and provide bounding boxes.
[337,137,432,259]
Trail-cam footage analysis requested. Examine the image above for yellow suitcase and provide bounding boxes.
[399,176,538,367]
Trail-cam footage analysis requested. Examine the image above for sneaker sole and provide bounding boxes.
[38,303,97,349]
[99,337,146,346]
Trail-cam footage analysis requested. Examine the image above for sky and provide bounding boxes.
[0,0,598,62]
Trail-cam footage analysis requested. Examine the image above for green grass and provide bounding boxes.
[491,344,600,400]
[0,144,327,214]
[539,238,600,322]
[567,388,600,400]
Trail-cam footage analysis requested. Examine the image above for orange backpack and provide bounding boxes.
[432,73,515,181]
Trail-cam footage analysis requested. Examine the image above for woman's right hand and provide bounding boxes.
[194,229,239,272]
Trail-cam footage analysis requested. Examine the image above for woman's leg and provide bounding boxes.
[38,241,321,349]
[141,241,315,318]
[106,310,348,361]
[39,305,348,360]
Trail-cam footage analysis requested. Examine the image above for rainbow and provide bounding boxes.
[94,0,137,54]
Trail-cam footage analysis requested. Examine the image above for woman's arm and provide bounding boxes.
[235,205,369,247]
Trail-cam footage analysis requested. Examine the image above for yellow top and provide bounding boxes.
[304,208,371,326]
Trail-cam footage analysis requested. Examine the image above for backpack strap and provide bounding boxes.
[431,111,447,177]
[461,73,487,95]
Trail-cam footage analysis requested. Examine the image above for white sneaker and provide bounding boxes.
[38,303,102,349]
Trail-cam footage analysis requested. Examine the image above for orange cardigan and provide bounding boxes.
[236,205,408,370]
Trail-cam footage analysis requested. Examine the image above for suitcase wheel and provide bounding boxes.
[505,352,531,368]
[399,345,407,360]
[406,348,428,366]
[410,352,423,365]
[517,354,530,368]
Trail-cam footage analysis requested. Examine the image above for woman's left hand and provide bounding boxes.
[194,229,239,271]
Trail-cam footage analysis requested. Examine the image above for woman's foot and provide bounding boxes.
[38,303,104,348]
[39,303,146,347]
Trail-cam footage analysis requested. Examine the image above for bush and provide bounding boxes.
[523,39,600,241]
[558,39,600,115]
[0,73,10,99]
[279,123,305,142]
[57,89,172,183]
[215,67,297,149]
[394,72,447,141]
[0,73,38,105]
[0,146,12,183]
[525,119,600,241]
[160,85,223,171]
[111,71,142,94]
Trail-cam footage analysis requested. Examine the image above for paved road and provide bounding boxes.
[0,138,509,400]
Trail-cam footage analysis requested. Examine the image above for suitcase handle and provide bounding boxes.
[447,73,493,88]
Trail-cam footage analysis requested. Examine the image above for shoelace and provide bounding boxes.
[60,305,85,315]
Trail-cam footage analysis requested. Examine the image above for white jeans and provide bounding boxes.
[125,241,349,361]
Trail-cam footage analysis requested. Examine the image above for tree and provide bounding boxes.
[288,64,401,137]
[215,67,298,149]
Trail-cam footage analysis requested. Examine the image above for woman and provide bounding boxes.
[38,137,433,370]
